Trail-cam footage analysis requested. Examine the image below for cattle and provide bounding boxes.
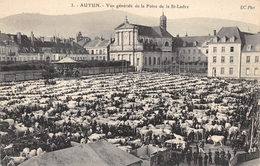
[207,135,224,146]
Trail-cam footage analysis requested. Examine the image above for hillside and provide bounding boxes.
[0,10,259,39]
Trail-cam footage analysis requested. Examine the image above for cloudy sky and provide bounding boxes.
[0,0,259,25]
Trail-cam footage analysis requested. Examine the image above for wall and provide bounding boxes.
[80,66,135,76]
[230,150,260,166]
[208,43,241,77]
[240,52,259,78]
[0,70,44,82]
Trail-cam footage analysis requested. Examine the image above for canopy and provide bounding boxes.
[53,57,79,64]
[20,140,142,166]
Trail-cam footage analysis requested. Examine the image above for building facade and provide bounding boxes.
[208,27,260,78]
[84,37,110,61]
[174,35,212,74]
[110,14,176,72]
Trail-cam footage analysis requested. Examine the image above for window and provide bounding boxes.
[229,68,233,75]
[221,47,225,53]
[91,50,94,54]
[206,49,208,54]
[188,50,190,54]
[193,57,195,61]
[221,68,224,75]
[193,49,196,54]
[247,45,251,51]
[213,47,217,53]
[183,50,186,54]
[255,68,258,75]
[230,47,234,52]
[188,57,190,61]
[144,57,147,65]
[230,56,233,63]
[91,57,94,60]
[221,36,226,42]
[118,55,120,60]
[158,57,160,65]
[255,56,259,63]
[246,68,250,75]
[230,36,235,42]
[165,41,169,46]
[137,58,139,66]
[206,57,208,61]
[213,37,218,42]
[198,57,201,61]
[95,50,98,54]
[221,56,225,63]
[246,56,250,63]
[99,50,102,54]
[153,57,156,65]
[198,50,201,54]
[213,56,216,63]
[172,57,174,62]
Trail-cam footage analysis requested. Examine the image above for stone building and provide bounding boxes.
[207,27,260,78]
[110,13,177,72]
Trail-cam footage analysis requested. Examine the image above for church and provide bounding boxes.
[110,13,176,72]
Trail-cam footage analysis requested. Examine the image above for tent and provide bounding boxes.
[19,140,142,166]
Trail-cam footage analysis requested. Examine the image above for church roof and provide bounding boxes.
[115,17,173,38]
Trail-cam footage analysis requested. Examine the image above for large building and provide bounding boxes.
[174,34,212,74]
[84,37,111,61]
[110,13,177,72]
[207,27,260,78]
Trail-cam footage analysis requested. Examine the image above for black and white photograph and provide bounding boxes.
[0,0,259,165]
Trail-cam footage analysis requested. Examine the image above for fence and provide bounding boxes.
[0,70,44,82]
[0,66,136,83]
[230,150,260,166]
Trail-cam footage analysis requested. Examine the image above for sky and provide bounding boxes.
[0,0,259,26]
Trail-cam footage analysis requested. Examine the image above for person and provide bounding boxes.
[193,151,198,165]
[198,153,203,166]
[227,150,231,161]
[204,153,208,166]
[208,149,212,164]
[215,149,219,166]
[186,149,192,166]
[233,148,237,157]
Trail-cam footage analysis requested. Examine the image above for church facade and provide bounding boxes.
[110,13,176,72]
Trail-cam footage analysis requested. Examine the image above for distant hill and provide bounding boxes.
[0,10,259,39]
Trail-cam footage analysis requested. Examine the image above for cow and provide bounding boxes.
[207,135,224,147]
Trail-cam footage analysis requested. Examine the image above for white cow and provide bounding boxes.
[29,149,36,158]
[208,135,224,146]
[37,147,43,156]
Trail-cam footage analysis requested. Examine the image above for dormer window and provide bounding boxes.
[165,41,169,46]
[221,36,226,42]
[255,45,260,51]
[193,41,197,46]
[247,45,251,51]
[230,36,235,42]
[183,42,187,47]
[213,37,218,43]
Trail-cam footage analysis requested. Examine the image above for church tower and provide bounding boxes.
[160,12,167,30]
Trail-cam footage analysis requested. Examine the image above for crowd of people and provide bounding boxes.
[0,72,258,166]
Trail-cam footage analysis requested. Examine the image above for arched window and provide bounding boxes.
[145,39,149,44]
[139,38,144,43]
[144,57,147,65]
[165,41,169,46]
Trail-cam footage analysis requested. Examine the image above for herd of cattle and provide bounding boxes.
[0,72,258,165]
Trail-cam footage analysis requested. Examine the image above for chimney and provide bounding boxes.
[17,32,22,45]
[177,34,179,37]
[31,31,35,47]
[0,31,1,34]
[41,36,45,42]
[213,30,216,36]
[185,32,188,37]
